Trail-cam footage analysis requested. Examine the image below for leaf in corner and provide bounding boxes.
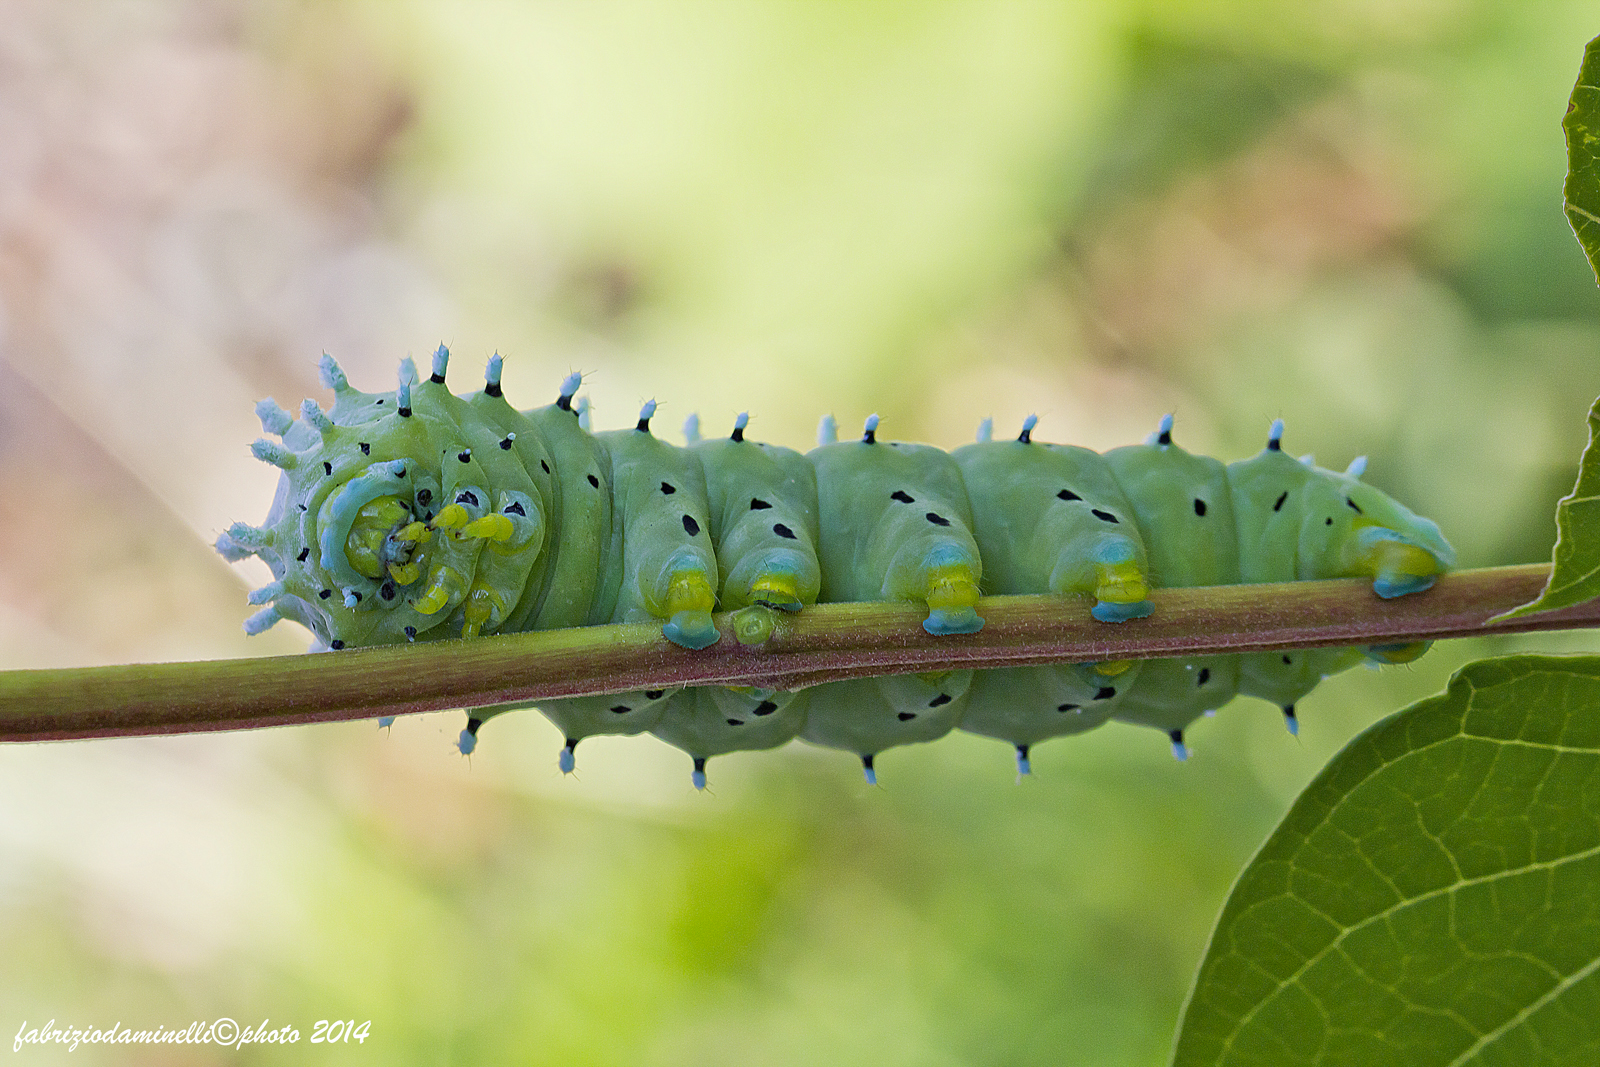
[1493,396,1600,620]
[1565,35,1600,284]
[1171,654,1600,1067]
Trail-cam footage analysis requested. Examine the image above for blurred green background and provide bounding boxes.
[2,1,1599,1064]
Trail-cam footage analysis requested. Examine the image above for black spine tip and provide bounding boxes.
[636,417,652,433]
[1267,437,1281,451]
[731,426,744,442]
[863,429,876,444]
[398,405,412,418]
[429,373,446,385]
[1283,704,1297,719]
[557,394,573,411]
[861,753,876,772]
[1157,430,1172,446]
[466,717,483,735]
[1168,729,1184,745]
[1018,427,1032,444]
[485,382,502,398]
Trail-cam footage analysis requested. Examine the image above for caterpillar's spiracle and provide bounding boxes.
[218,347,1454,786]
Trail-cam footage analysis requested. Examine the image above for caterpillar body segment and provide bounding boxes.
[1101,434,1241,589]
[958,662,1145,774]
[951,438,1154,623]
[808,428,985,636]
[651,687,810,789]
[801,671,974,783]
[505,402,615,633]
[692,430,823,614]
[597,416,721,650]
[223,355,1455,773]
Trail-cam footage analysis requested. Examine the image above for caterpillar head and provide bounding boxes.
[218,349,552,648]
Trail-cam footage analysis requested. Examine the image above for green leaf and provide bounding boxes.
[1566,36,1600,284]
[1172,655,1600,1067]
[1493,396,1600,620]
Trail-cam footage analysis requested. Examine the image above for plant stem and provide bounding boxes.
[1,563,1592,742]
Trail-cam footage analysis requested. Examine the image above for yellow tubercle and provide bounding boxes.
[1093,558,1150,605]
[462,513,514,543]
[413,565,468,615]
[1092,660,1135,678]
[431,503,470,532]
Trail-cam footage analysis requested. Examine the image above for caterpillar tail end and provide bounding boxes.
[1089,543,1152,623]
[1356,528,1442,599]
[922,560,984,636]
[660,570,718,649]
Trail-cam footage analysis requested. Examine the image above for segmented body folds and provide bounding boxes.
[219,348,1454,785]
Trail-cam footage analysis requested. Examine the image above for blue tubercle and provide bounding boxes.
[397,361,413,411]
[301,399,334,437]
[318,352,350,392]
[1282,706,1299,736]
[457,728,476,756]
[255,398,293,436]
[692,758,708,791]
[1169,731,1189,762]
[862,756,878,786]
[432,343,450,381]
[378,716,395,729]
[559,742,576,774]
[242,607,281,635]
[486,353,503,388]
[1015,746,1032,777]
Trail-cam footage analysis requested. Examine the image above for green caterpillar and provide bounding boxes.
[219,348,1454,786]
